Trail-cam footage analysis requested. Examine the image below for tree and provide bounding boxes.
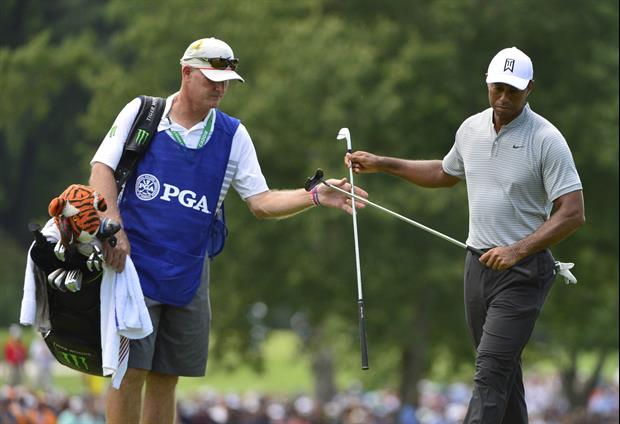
[1,0,617,412]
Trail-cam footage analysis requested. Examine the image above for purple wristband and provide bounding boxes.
[311,187,321,206]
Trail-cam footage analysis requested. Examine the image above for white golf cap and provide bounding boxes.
[485,47,533,90]
[180,37,244,83]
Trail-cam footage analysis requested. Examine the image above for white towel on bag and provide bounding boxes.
[101,259,153,389]
[20,219,57,329]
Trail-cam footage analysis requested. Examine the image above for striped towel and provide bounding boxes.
[101,257,152,389]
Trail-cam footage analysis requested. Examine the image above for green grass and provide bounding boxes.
[2,327,618,397]
[1,329,314,396]
[177,330,312,396]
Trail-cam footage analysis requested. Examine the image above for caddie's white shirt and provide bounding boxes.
[442,104,582,249]
[91,93,269,200]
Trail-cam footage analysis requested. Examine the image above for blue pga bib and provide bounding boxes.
[120,110,238,306]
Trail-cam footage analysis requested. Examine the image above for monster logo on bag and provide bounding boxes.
[45,337,102,375]
[135,128,150,145]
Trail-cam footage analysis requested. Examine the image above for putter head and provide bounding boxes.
[304,169,324,191]
[337,127,352,151]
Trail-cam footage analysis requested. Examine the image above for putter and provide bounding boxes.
[305,169,531,278]
[337,128,369,371]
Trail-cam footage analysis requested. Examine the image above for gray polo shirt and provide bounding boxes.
[442,104,582,249]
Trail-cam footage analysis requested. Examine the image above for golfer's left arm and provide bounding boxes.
[481,190,585,269]
[246,179,369,219]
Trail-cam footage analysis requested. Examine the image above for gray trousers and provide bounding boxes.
[463,249,556,424]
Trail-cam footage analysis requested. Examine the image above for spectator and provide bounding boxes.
[24,397,57,424]
[1,385,29,424]
[397,404,419,424]
[28,336,55,392]
[57,395,104,424]
[3,324,27,387]
[0,395,18,424]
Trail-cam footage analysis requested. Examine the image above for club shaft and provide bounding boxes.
[343,136,369,370]
[323,179,531,278]
[348,165,365,301]
[324,180,467,249]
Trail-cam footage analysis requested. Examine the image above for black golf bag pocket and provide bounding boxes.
[44,279,104,376]
[28,220,106,377]
[30,238,104,376]
[44,327,103,376]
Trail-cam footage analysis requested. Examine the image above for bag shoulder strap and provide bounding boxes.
[114,95,166,191]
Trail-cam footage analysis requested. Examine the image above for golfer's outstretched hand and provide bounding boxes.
[318,178,368,215]
[345,151,382,174]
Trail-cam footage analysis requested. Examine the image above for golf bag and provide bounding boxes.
[28,96,165,376]
[30,224,107,375]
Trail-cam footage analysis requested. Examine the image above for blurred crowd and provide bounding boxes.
[1,325,619,423]
[174,376,619,424]
[1,377,618,424]
[1,385,104,424]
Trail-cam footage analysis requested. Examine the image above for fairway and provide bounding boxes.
[1,330,315,396]
[179,330,313,395]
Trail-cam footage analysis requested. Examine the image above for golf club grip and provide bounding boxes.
[466,246,532,278]
[358,300,369,370]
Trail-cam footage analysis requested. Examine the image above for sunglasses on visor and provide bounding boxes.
[197,57,239,70]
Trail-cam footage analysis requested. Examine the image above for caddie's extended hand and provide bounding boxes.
[345,151,382,174]
[103,227,130,272]
[318,178,369,215]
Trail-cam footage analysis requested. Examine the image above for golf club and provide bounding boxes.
[337,128,369,371]
[305,169,531,278]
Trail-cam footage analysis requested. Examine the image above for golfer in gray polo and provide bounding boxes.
[345,46,585,423]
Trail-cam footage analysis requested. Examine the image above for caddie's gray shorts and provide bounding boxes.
[128,262,211,376]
